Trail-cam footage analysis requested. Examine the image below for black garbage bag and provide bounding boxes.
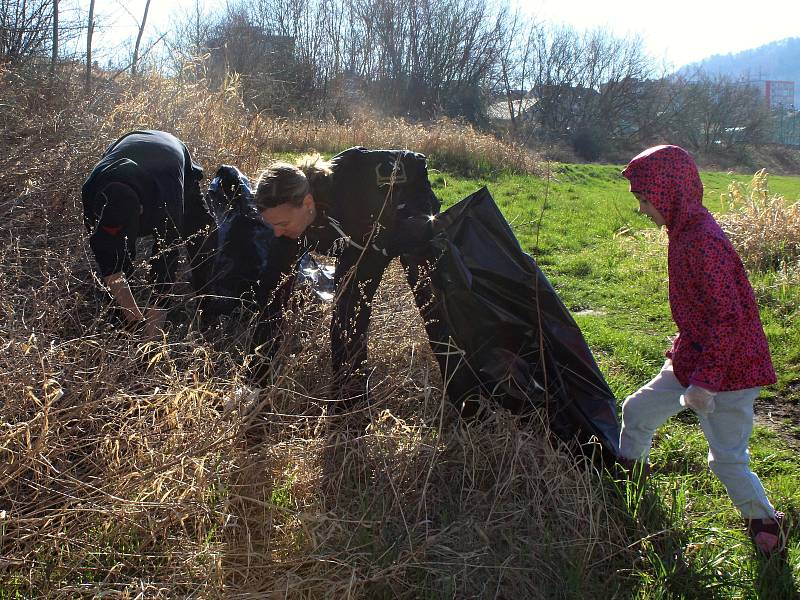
[429,187,620,457]
[199,165,335,321]
[198,166,277,319]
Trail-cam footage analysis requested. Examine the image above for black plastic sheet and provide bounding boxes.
[198,166,335,320]
[430,187,621,456]
[197,166,275,318]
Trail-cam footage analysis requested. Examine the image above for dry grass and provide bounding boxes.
[0,264,634,598]
[98,72,542,178]
[1,64,540,215]
[719,169,800,272]
[0,65,637,598]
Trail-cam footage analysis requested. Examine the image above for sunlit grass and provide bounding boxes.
[1,62,798,598]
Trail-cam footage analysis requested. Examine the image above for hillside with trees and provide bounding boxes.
[682,37,800,107]
[3,0,799,166]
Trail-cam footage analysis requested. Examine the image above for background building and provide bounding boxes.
[762,80,795,109]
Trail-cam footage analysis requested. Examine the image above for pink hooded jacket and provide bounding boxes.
[622,145,776,392]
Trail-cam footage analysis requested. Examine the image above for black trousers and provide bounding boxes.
[330,245,480,410]
[182,178,218,297]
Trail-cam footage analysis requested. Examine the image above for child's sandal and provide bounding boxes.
[745,511,788,558]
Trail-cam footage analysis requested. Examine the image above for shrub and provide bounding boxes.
[719,169,800,271]
[570,128,605,162]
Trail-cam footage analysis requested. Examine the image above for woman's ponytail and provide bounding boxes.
[255,153,333,210]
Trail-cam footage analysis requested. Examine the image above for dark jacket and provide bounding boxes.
[82,130,207,293]
[304,146,440,257]
[294,147,441,376]
[200,166,296,319]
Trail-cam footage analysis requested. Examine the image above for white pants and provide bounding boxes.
[619,360,775,519]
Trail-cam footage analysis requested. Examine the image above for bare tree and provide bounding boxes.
[85,0,95,91]
[0,0,54,63]
[166,0,215,78]
[202,0,513,119]
[342,0,511,119]
[669,73,771,152]
[620,75,683,145]
[496,13,540,136]
[572,29,653,143]
[50,0,58,79]
[499,24,656,156]
[131,0,151,76]
[154,0,773,158]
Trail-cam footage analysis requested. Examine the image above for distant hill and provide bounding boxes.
[680,37,800,107]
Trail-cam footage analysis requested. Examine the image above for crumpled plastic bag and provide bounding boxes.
[429,186,621,456]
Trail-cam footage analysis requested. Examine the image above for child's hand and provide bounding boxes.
[680,385,716,416]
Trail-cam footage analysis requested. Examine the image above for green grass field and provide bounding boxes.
[429,163,800,598]
[4,142,798,598]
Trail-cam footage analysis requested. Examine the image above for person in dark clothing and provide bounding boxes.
[82,130,214,338]
[197,165,300,326]
[254,147,462,409]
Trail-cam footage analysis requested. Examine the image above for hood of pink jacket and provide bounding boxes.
[622,145,776,392]
[621,145,707,234]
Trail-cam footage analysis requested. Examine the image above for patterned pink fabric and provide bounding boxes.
[622,145,776,392]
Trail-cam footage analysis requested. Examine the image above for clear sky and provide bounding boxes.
[69,0,225,65]
[85,0,800,69]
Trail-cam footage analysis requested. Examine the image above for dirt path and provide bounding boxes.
[754,392,800,451]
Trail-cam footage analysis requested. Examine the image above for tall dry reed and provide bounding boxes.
[719,169,800,271]
[98,72,542,178]
[0,65,638,598]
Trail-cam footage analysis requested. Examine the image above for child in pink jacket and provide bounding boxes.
[619,145,786,556]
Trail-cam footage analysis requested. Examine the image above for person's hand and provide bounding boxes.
[143,307,168,341]
[680,385,716,416]
[120,316,146,335]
